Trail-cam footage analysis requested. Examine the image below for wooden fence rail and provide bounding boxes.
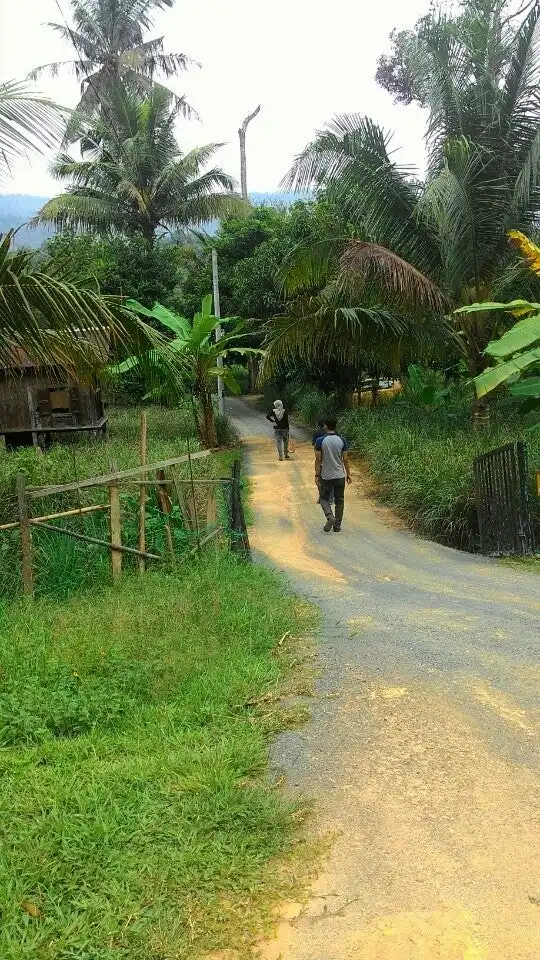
[2,414,249,598]
[27,449,214,498]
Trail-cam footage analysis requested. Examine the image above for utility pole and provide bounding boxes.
[211,248,225,416]
[238,105,261,199]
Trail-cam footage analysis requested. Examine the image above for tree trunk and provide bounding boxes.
[468,354,490,426]
[238,106,261,200]
[239,128,248,201]
[371,378,379,407]
[248,355,259,393]
[472,395,490,426]
[336,387,349,410]
[198,393,218,448]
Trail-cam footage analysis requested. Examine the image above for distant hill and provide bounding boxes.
[0,195,56,248]
[0,192,307,249]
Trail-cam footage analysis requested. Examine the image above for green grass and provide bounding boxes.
[0,556,315,959]
[500,556,540,573]
[0,406,241,601]
[0,405,202,526]
[341,402,540,552]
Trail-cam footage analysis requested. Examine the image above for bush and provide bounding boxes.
[341,401,540,551]
[295,387,341,428]
[215,412,240,448]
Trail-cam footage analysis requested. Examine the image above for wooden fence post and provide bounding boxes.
[138,411,147,574]
[230,460,251,560]
[109,461,122,581]
[206,484,217,527]
[156,469,175,561]
[171,469,196,531]
[16,472,34,596]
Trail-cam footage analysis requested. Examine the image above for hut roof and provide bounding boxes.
[0,328,110,371]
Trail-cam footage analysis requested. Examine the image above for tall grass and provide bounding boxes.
[341,401,540,551]
[0,405,199,523]
[0,556,314,960]
[0,406,239,601]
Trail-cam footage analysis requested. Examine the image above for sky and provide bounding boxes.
[0,0,429,197]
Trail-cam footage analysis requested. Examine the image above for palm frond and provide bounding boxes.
[0,80,65,183]
[279,237,347,294]
[33,193,122,234]
[29,57,94,82]
[284,114,440,277]
[0,231,178,384]
[339,241,446,311]
[163,193,247,229]
[261,276,424,380]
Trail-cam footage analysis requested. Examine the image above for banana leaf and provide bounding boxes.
[509,376,540,397]
[474,348,540,397]
[455,299,540,314]
[485,312,540,358]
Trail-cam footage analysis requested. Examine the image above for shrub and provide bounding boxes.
[215,412,240,448]
[295,386,341,428]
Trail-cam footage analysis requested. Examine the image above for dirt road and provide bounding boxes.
[229,398,540,960]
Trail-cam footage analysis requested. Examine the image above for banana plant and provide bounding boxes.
[455,299,540,401]
[455,229,540,403]
[111,295,262,447]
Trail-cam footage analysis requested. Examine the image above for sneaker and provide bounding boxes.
[323,519,334,533]
[279,456,284,461]
[333,525,341,533]
[284,454,291,459]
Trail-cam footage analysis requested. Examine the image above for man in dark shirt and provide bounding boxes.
[312,421,332,504]
[314,418,352,532]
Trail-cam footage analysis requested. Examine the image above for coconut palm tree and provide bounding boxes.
[283,0,540,378]
[0,80,64,183]
[262,277,445,396]
[0,82,178,378]
[30,0,194,132]
[34,87,245,243]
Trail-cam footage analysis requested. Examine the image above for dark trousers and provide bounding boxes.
[319,477,345,526]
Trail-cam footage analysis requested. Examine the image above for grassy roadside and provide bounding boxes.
[0,405,241,601]
[500,556,540,574]
[340,404,540,552]
[0,557,316,959]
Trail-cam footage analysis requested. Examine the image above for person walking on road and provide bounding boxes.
[314,418,351,532]
[266,399,291,461]
[312,420,332,505]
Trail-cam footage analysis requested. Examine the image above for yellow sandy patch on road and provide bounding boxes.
[347,908,487,960]
[470,680,538,736]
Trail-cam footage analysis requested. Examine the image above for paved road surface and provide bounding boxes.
[229,398,540,960]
